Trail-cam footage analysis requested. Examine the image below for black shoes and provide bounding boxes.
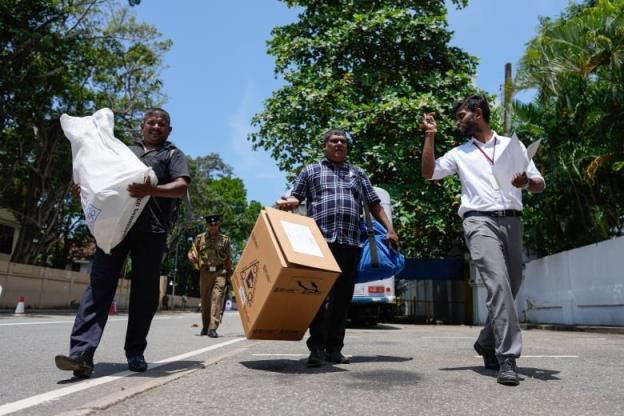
[473,341,500,371]
[207,329,219,338]
[473,341,520,385]
[307,349,350,367]
[200,328,208,336]
[55,354,94,379]
[307,349,323,367]
[55,353,149,376]
[497,357,520,386]
[325,351,351,364]
[127,355,148,372]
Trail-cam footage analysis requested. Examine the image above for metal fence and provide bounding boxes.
[395,298,467,325]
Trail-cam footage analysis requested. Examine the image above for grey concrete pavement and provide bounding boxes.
[0,311,244,416]
[92,323,624,416]
[1,311,623,416]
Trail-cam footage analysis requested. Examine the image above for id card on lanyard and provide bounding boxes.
[474,138,500,190]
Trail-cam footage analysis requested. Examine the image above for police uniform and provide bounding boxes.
[190,215,232,337]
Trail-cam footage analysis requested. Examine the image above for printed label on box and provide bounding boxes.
[279,220,323,257]
[296,279,321,295]
[274,277,323,296]
[253,328,274,335]
[279,329,300,336]
[273,287,298,294]
[237,260,258,306]
[238,287,247,305]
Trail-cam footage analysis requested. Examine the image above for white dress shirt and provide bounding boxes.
[431,132,544,218]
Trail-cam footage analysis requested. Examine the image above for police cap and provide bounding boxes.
[205,214,221,225]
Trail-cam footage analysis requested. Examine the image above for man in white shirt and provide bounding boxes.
[421,95,545,386]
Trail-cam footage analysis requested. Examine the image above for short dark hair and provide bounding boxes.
[143,108,171,124]
[452,95,490,123]
[322,128,348,144]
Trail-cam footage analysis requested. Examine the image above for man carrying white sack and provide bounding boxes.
[55,108,190,378]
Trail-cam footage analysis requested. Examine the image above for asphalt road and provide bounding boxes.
[0,311,622,416]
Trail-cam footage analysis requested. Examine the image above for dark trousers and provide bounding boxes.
[69,228,167,359]
[306,243,361,354]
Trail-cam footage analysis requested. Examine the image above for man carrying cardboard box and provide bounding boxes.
[277,128,399,367]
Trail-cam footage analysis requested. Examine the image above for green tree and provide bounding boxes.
[514,0,624,255]
[0,0,171,265]
[250,0,479,257]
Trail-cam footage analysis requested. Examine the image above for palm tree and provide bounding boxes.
[512,0,624,255]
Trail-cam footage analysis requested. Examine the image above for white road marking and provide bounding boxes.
[473,355,578,359]
[568,337,608,341]
[521,355,578,358]
[0,318,123,327]
[252,353,307,357]
[423,336,474,339]
[0,337,245,416]
[0,314,207,327]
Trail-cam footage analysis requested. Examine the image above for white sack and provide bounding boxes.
[60,108,157,254]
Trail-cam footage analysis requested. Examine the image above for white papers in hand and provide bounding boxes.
[526,138,542,162]
[492,134,542,187]
[492,134,529,187]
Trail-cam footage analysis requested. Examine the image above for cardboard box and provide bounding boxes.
[232,207,341,340]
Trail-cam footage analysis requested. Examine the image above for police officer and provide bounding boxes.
[187,215,232,338]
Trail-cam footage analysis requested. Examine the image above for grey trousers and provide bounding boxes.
[463,216,524,360]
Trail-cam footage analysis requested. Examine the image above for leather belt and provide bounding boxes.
[463,210,522,220]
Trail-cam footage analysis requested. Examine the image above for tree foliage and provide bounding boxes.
[162,154,262,297]
[0,0,171,265]
[250,0,477,258]
[184,154,262,254]
[514,0,624,256]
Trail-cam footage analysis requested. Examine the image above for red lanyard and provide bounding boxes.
[473,137,497,165]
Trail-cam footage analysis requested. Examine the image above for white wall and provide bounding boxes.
[516,236,624,326]
[0,260,90,309]
[0,260,178,311]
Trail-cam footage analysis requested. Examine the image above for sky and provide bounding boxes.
[132,0,574,207]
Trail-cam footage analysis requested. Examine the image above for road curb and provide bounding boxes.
[52,344,254,416]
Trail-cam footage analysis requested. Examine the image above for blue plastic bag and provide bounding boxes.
[357,219,405,284]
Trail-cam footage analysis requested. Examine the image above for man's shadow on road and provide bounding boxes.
[240,359,347,374]
[57,360,205,384]
[240,355,413,375]
[349,355,413,364]
[347,323,402,330]
[439,365,561,381]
